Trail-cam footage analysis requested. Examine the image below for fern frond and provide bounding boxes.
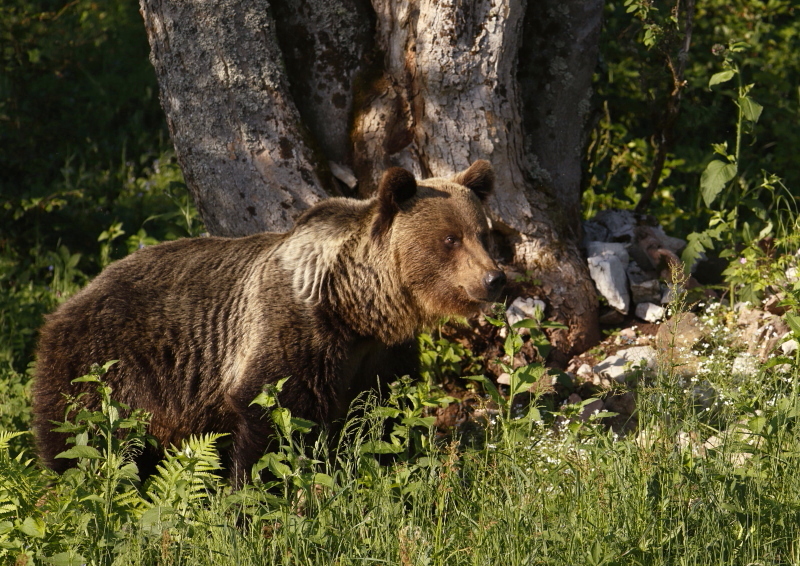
[113,488,146,511]
[0,431,28,453]
[0,447,49,521]
[144,433,225,508]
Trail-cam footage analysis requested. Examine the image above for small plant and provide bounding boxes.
[247,378,333,515]
[418,331,480,387]
[44,361,151,564]
[0,362,150,564]
[464,305,569,443]
[681,42,800,304]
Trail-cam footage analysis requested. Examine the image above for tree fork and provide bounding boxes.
[352,0,602,357]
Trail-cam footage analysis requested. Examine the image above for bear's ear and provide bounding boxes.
[372,167,417,239]
[452,160,494,201]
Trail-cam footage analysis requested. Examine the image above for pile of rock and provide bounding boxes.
[583,209,686,324]
[562,303,798,435]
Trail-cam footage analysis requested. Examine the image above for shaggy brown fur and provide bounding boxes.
[33,160,505,484]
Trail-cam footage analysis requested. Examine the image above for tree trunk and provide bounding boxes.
[139,0,334,236]
[139,0,602,359]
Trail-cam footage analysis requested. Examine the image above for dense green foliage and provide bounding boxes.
[589,0,800,240]
[5,303,800,564]
[2,0,800,564]
[1,0,201,451]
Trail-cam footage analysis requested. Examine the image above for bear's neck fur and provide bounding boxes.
[271,197,424,346]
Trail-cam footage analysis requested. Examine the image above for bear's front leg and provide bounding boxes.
[228,410,274,488]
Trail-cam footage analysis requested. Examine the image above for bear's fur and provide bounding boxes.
[33,160,505,483]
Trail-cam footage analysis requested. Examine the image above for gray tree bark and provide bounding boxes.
[139,0,334,236]
[139,0,603,358]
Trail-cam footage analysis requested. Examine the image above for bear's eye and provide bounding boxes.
[443,235,460,248]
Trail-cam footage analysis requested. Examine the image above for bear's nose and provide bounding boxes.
[483,270,506,301]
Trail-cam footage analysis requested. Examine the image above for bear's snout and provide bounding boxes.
[482,270,506,301]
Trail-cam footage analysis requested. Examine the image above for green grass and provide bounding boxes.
[3,196,800,564]
[3,314,800,565]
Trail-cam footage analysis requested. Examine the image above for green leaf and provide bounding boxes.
[738,96,763,123]
[251,377,290,409]
[289,417,316,434]
[312,473,334,488]
[359,441,403,455]
[764,356,792,369]
[711,142,730,157]
[483,315,505,327]
[271,407,292,437]
[504,331,523,360]
[18,516,45,538]
[681,232,712,274]
[140,506,176,533]
[540,321,568,330]
[56,445,102,459]
[709,70,735,88]
[259,453,292,478]
[373,406,402,419]
[510,364,546,399]
[531,332,553,360]
[786,313,800,338]
[748,416,767,434]
[700,160,738,207]
[100,359,118,373]
[401,416,436,428]
[72,375,101,384]
[589,411,617,420]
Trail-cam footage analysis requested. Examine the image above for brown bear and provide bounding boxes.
[33,160,505,484]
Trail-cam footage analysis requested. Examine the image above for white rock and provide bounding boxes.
[577,363,593,376]
[593,346,657,382]
[635,302,665,323]
[582,220,610,247]
[497,372,511,385]
[591,209,637,242]
[586,241,630,265]
[506,297,545,321]
[592,373,612,388]
[505,297,546,333]
[588,255,630,314]
[781,339,799,356]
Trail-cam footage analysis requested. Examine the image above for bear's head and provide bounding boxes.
[373,160,506,319]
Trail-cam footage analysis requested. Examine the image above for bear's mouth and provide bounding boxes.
[460,286,497,305]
